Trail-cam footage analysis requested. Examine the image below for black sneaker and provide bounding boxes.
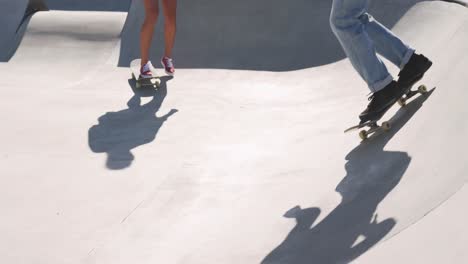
[398,53,432,87]
[359,80,409,123]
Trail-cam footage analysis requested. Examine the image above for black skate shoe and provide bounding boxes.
[398,53,432,87]
[359,80,410,123]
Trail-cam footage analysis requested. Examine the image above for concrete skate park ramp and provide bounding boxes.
[0,0,48,61]
[0,1,467,263]
[1,0,431,70]
[0,0,131,62]
[119,0,427,70]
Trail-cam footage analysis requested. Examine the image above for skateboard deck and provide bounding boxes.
[130,59,161,89]
[345,84,429,140]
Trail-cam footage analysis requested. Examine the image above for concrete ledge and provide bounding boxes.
[444,0,468,7]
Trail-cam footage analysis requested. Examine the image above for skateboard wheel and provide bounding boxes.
[136,81,141,89]
[397,98,406,107]
[359,130,368,140]
[155,79,161,88]
[418,85,428,94]
[382,121,391,131]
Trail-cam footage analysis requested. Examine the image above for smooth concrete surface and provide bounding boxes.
[0,1,467,264]
[446,0,468,6]
[358,185,468,263]
[0,0,38,61]
[0,0,129,62]
[119,0,426,70]
[45,0,131,11]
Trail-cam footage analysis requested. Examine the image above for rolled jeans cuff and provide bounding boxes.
[399,48,415,70]
[370,75,393,93]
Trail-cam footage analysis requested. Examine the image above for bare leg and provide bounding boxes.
[140,0,160,67]
[161,0,177,58]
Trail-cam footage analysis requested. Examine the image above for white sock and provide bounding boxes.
[142,61,152,72]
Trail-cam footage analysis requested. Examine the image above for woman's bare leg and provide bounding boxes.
[140,0,160,67]
[161,0,177,58]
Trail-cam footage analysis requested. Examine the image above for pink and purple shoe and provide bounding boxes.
[139,61,154,79]
[161,56,175,76]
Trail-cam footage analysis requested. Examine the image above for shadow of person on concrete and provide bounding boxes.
[88,76,177,170]
[262,89,435,264]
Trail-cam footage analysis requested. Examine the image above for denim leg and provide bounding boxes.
[330,0,393,92]
[358,13,415,69]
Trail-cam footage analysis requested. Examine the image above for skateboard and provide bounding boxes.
[344,84,429,140]
[130,59,161,89]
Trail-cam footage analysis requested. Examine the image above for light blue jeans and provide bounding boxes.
[330,0,414,93]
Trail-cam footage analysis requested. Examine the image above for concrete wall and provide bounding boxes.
[45,0,130,11]
[0,0,49,62]
[2,0,431,69]
[119,0,429,71]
